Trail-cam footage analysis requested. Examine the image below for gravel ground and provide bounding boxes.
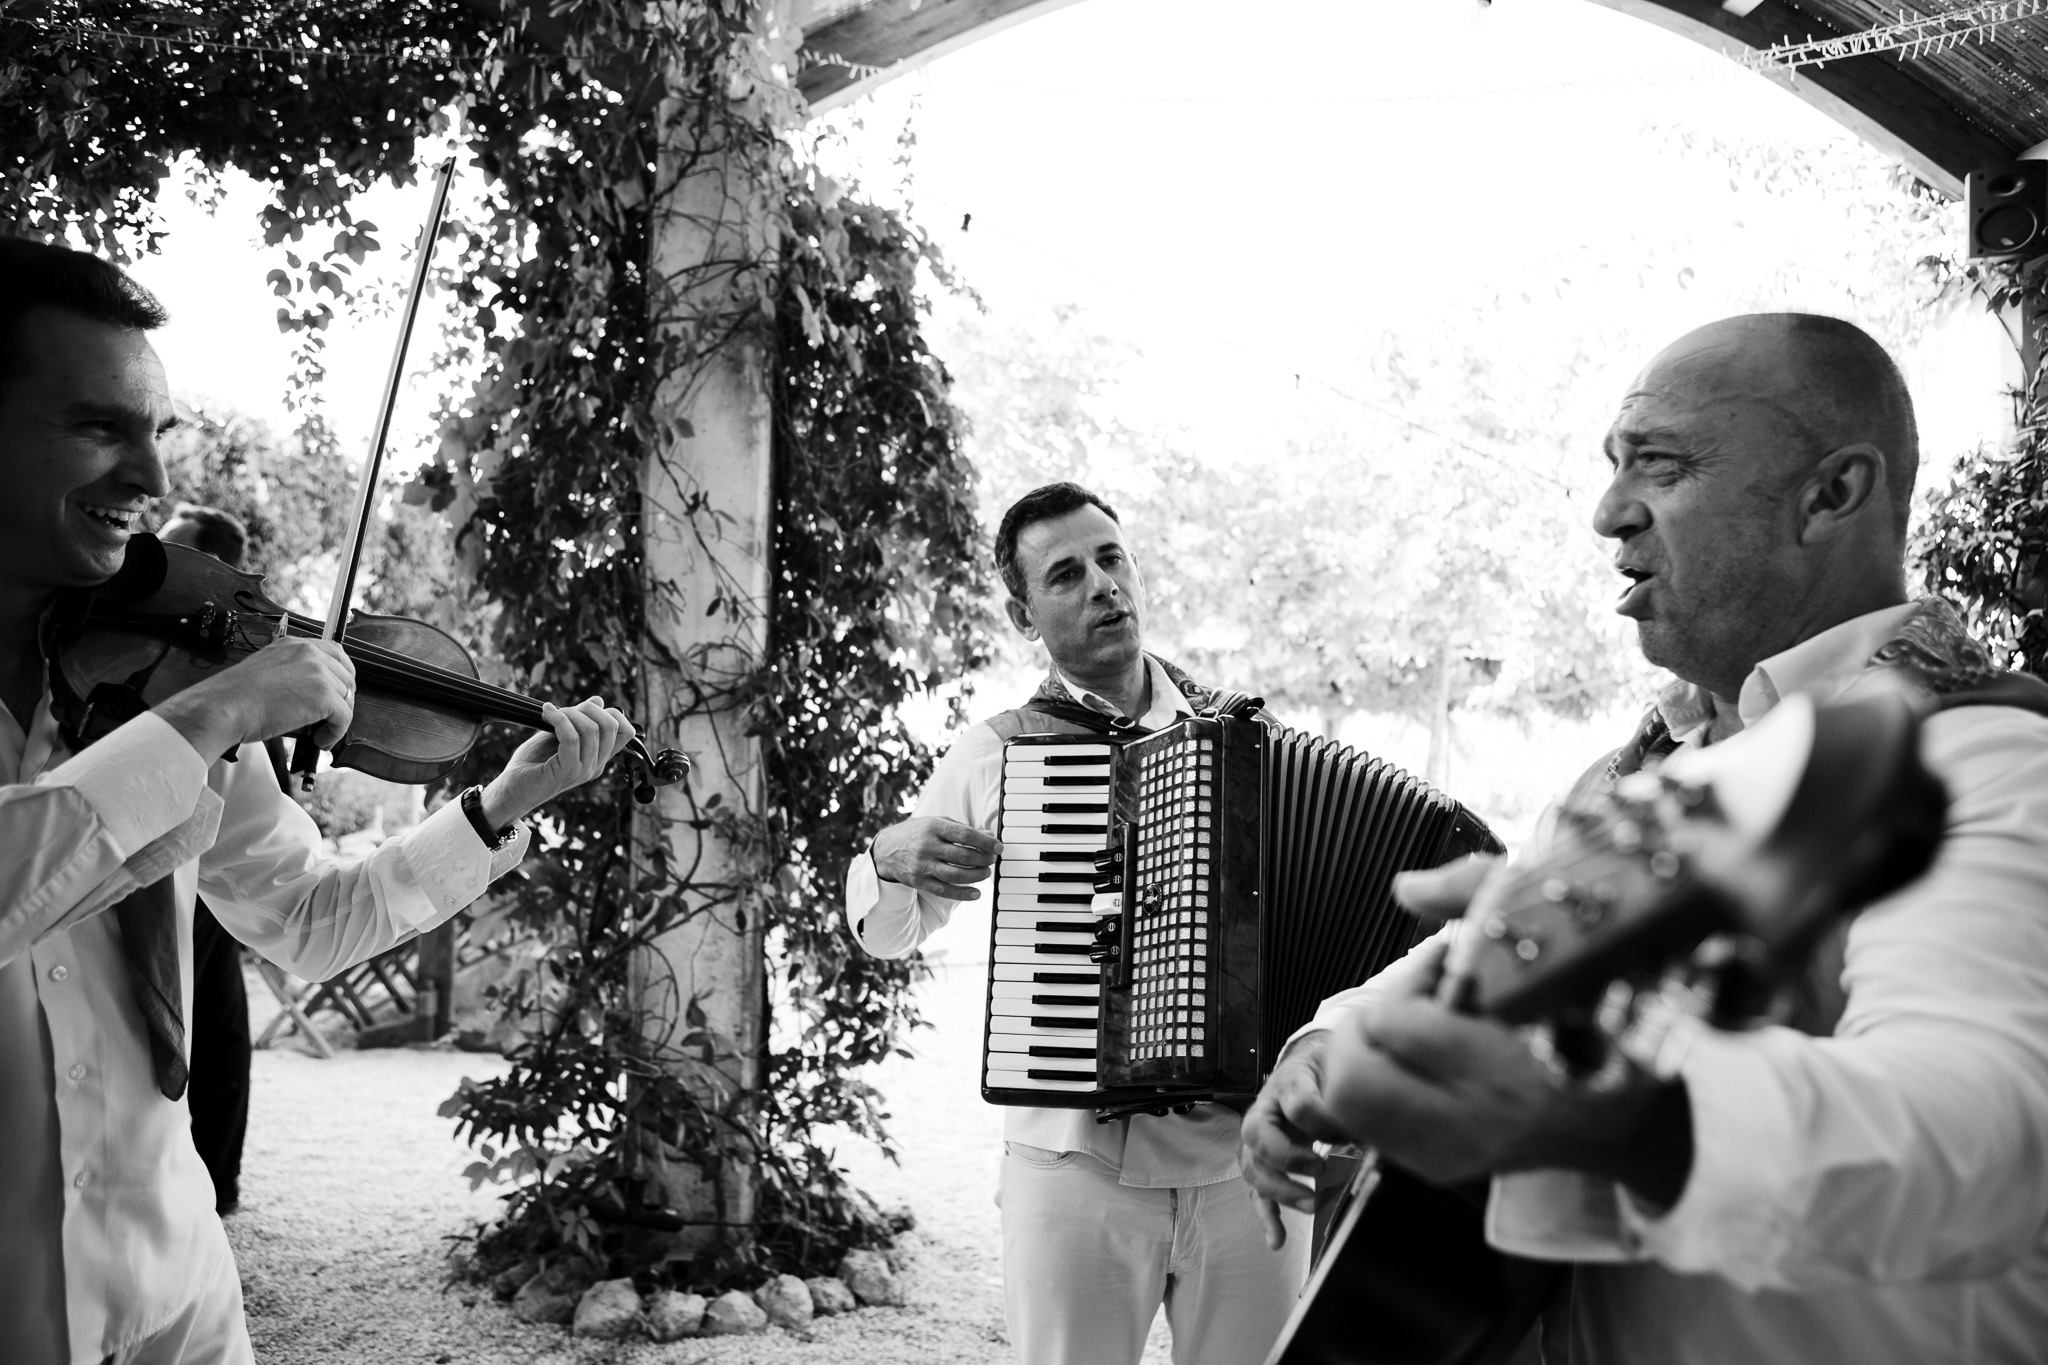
[232,950,1174,1363]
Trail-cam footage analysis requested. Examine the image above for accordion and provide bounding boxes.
[982,714,1500,1114]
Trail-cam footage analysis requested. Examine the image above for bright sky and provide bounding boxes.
[127,0,2013,484]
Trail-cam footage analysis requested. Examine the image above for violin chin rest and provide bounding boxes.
[100,533,168,603]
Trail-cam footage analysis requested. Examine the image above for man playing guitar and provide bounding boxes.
[1243,314,2048,1362]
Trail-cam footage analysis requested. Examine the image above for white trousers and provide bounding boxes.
[998,1146,1310,1365]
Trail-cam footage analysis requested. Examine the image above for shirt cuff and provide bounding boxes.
[37,710,213,857]
[845,849,923,957]
[1488,1169,1640,1263]
[1610,1021,1799,1286]
[391,795,531,927]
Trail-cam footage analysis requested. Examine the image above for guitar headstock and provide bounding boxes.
[1447,691,1947,1065]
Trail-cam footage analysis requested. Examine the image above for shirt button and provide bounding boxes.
[67,1063,87,1082]
[73,1171,87,1189]
[48,965,68,982]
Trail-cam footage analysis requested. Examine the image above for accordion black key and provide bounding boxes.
[982,715,1501,1114]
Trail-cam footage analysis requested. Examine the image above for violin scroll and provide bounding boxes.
[624,739,691,804]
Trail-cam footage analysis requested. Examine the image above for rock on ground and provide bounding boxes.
[838,1249,905,1307]
[807,1276,858,1316]
[489,1260,538,1301]
[704,1289,770,1335]
[647,1288,708,1342]
[571,1278,642,1339]
[509,1261,595,1325]
[754,1274,814,1329]
[883,1231,924,1273]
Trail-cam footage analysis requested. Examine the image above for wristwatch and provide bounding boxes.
[460,785,519,850]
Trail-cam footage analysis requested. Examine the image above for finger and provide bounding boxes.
[904,874,981,901]
[1241,1150,1320,1214]
[576,702,623,771]
[1320,1020,1500,1161]
[308,638,355,682]
[931,820,1000,855]
[1241,1099,1325,1184]
[922,858,997,887]
[931,842,1000,870]
[551,700,600,767]
[311,691,354,750]
[1254,1194,1289,1251]
[1392,854,1500,923]
[602,707,635,761]
[1364,998,1522,1083]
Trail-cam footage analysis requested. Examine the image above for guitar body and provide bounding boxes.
[1265,690,1952,1365]
[1271,1155,1558,1365]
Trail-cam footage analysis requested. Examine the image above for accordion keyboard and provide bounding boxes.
[985,741,1119,1097]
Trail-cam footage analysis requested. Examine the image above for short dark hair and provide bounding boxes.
[0,236,168,395]
[159,503,249,569]
[994,482,1120,600]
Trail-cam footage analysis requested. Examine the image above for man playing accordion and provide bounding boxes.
[845,481,1308,1365]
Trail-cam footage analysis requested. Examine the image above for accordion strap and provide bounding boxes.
[1019,698,1148,737]
[1198,689,1266,722]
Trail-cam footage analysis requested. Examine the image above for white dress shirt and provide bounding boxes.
[845,656,1242,1186]
[0,689,527,1365]
[1308,604,2048,1362]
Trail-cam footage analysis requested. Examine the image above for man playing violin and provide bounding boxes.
[0,235,637,1365]
[1242,314,2048,1361]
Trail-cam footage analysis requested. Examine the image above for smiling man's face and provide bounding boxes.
[1004,503,1147,683]
[0,306,174,596]
[1593,320,1817,698]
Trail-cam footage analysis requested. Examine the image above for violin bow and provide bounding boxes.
[289,153,459,789]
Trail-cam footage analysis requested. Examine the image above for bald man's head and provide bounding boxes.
[1647,313,1918,535]
[1593,313,1918,697]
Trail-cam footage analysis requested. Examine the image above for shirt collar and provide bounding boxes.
[1057,655,1194,730]
[1654,601,1921,743]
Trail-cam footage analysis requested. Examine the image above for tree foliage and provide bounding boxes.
[4,0,987,1287]
[936,128,1971,762]
[153,401,356,609]
[1915,262,2048,676]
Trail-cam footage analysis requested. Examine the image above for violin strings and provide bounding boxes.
[268,614,548,725]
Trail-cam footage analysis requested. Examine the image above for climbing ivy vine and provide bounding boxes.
[1915,261,2048,676]
[2,0,989,1286]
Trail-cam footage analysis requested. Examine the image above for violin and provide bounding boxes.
[43,532,690,802]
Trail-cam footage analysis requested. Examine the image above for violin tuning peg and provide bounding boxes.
[633,782,657,805]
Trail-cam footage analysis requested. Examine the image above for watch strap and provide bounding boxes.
[460,785,516,849]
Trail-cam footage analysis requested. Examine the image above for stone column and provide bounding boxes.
[632,4,786,1257]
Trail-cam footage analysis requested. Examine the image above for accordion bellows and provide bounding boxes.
[982,715,1501,1115]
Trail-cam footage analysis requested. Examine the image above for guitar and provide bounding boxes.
[1264,688,1950,1365]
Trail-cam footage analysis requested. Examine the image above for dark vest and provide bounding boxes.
[1567,598,2048,1034]
[985,655,1263,741]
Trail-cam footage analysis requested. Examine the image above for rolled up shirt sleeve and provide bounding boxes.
[1497,706,2048,1290]
[196,749,529,982]
[846,723,1005,960]
[0,711,219,966]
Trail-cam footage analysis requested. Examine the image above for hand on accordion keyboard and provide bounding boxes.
[871,817,1003,900]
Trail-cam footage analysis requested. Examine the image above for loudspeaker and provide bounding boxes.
[1968,162,2048,262]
